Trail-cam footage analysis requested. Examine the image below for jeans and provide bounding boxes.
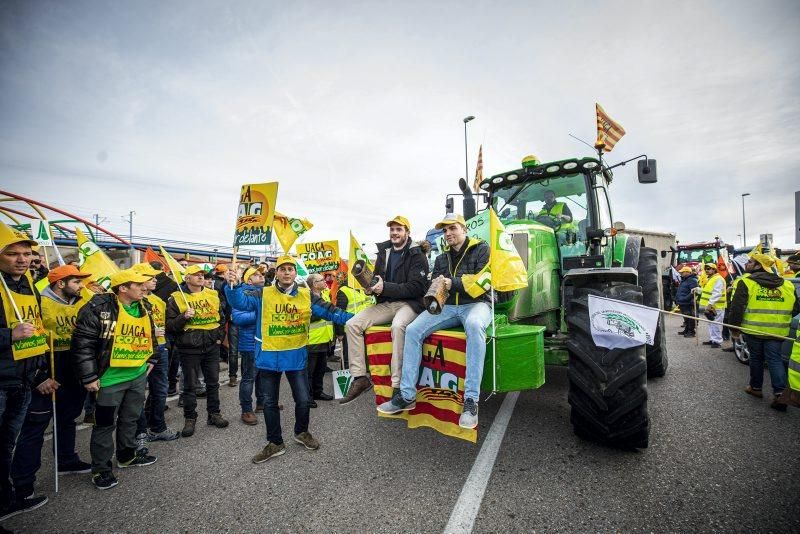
[181,346,221,420]
[400,302,493,403]
[91,373,147,474]
[136,345,170,434]
[11,376,86,492]
[259,369,310,445]
[0,385,31,503]
[239,351,266,413]
[745,334,788,395]
[228,325,239,378]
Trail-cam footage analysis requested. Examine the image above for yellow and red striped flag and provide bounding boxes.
[472,144,484,193]
[594,103,626,152]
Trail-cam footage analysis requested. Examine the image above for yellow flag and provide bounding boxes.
[234,182,279,246]
[348,231,373,288]
[462,208,528,296]
[75,227,119,290]
[159,246,186,284]
[273,212,313,253]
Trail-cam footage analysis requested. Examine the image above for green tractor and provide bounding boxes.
[449,153,667,449]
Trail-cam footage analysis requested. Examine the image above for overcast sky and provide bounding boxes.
[1,0,798,258]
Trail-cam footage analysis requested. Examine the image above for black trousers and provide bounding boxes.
[306,347,329,397]
[181,346,221,419]
[679,304,697,334]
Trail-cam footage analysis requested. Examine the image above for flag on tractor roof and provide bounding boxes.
[594,103,626,152]
[472,144,484,193]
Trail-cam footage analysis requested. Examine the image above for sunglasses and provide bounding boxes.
[31,259,41,265]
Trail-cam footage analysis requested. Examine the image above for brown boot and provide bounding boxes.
[338,376,373,405]
[207,413,229,428]
[228,376,238,387]
[181,418,197,437]
[241,412,258,425]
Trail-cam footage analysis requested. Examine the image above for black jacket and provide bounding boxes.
[0,272,48,388]
[153,272,178,303]
[374,238,430,313]
[71,293,159,386]
[165,286,226,354]
[433,237,491,305]
[727,270,800,338]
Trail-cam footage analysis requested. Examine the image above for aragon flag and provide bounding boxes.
[594,103,626,152]
[75,227,119,290]
[461,208,528,296]
[472,144,484,193]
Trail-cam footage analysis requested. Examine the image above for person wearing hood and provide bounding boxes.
[675,266,699,337]
[224,256,352,463]
[728,253,799,411]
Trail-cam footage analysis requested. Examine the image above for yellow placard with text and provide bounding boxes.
[296,240,340,274]
[234,182,279,246]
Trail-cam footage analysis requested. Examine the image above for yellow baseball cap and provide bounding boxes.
[243,267,259,282]
[386,215,411,231]
[275,255,296,268]
[131,262,161,277]
[679,266,693,274]
[435,213,467,230]
[184,265,206,276]
[0,221,38,252]
[750,252,775,272]
[109,268,153,288]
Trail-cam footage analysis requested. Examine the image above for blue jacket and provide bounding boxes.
[675,274,699,306]
[230,283,259,352]
[224,282,353,372]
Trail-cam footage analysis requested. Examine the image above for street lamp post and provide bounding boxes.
[463,116,475,193]
[741,193,750,247]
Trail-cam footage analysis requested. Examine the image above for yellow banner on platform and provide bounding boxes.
[296,240,340,274]
[234,182,278,246]
[76,227,119,290]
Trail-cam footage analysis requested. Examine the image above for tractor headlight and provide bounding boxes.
[491,176,504,184]
[583,161,599,169]
[506,173,519,181]
[545,165,560,173]
[563,161,578,170]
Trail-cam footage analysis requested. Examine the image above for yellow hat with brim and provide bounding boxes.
[0,221,38,252]
[243,267,258,282]
[184,265,206,276]
[703,263,718,271]
[276,255,296,268]
[386,215,411,231]
[435,213,467,230]
[750,252,775,271]
[131,263,161,277]
[109,268,153,288]
[679,266,693,274]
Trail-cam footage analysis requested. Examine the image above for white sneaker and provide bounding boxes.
[459,398,479,429]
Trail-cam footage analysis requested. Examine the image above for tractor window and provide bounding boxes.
[677,248,719,264]
[493,173,589,256]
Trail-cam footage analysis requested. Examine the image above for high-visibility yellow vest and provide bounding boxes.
[145,293,167,345]
[1,283,48,360]
[538,202,577,232]
[699,273,727,310]
[171,288,220,331]
[260,286,311,351]
[309,289,334,345]
[739,277,796,337]
[787,314,800,391]
[339,285,374,315]
[40,295,87,352]
[109,305,153,367]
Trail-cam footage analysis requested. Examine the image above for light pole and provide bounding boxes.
[463,116,475,194]
[741,193,750,247]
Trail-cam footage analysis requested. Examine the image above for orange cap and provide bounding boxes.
[47,264,91,284]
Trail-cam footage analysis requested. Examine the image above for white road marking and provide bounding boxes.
[443,391,520,534]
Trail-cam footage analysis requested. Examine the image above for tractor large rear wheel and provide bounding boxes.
[567,282,649,449]
[639,246,668,378]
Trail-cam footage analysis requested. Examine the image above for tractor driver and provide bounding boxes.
[536,190,577,243]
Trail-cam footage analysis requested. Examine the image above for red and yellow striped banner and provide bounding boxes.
[366,326,477,443]
[594,103,626,152]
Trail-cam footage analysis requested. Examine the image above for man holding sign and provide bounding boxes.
[71,268,160,490]
[0,223,52,518]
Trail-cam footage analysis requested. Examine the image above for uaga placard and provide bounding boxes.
[296,240,340,273]
[233,182,278,246]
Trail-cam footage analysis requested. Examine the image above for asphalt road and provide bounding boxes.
[6,315,799,533]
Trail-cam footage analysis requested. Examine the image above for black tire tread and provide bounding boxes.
[639,247,668,378]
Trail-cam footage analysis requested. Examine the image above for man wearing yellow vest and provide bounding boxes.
[536,189,577,244]
[9,265,93,511]
[224,256,353,463]
[696,263,726,348]
[72,268,160,490]
[0,224,53,519]
[166,264,228,437]
[779,311,800,407]
[728,252,799,412]
[134,263,180,444]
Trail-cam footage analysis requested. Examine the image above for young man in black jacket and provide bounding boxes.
[71,268,160,490]
[378,214,492,429]
[0,224,53,519]
[340,216,429,404]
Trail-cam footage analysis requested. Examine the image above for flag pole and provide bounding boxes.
[0,274,24,323]
[49,335,58,493]
[490,286,497,397]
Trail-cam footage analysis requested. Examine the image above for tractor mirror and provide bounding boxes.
[638,159,657,183]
